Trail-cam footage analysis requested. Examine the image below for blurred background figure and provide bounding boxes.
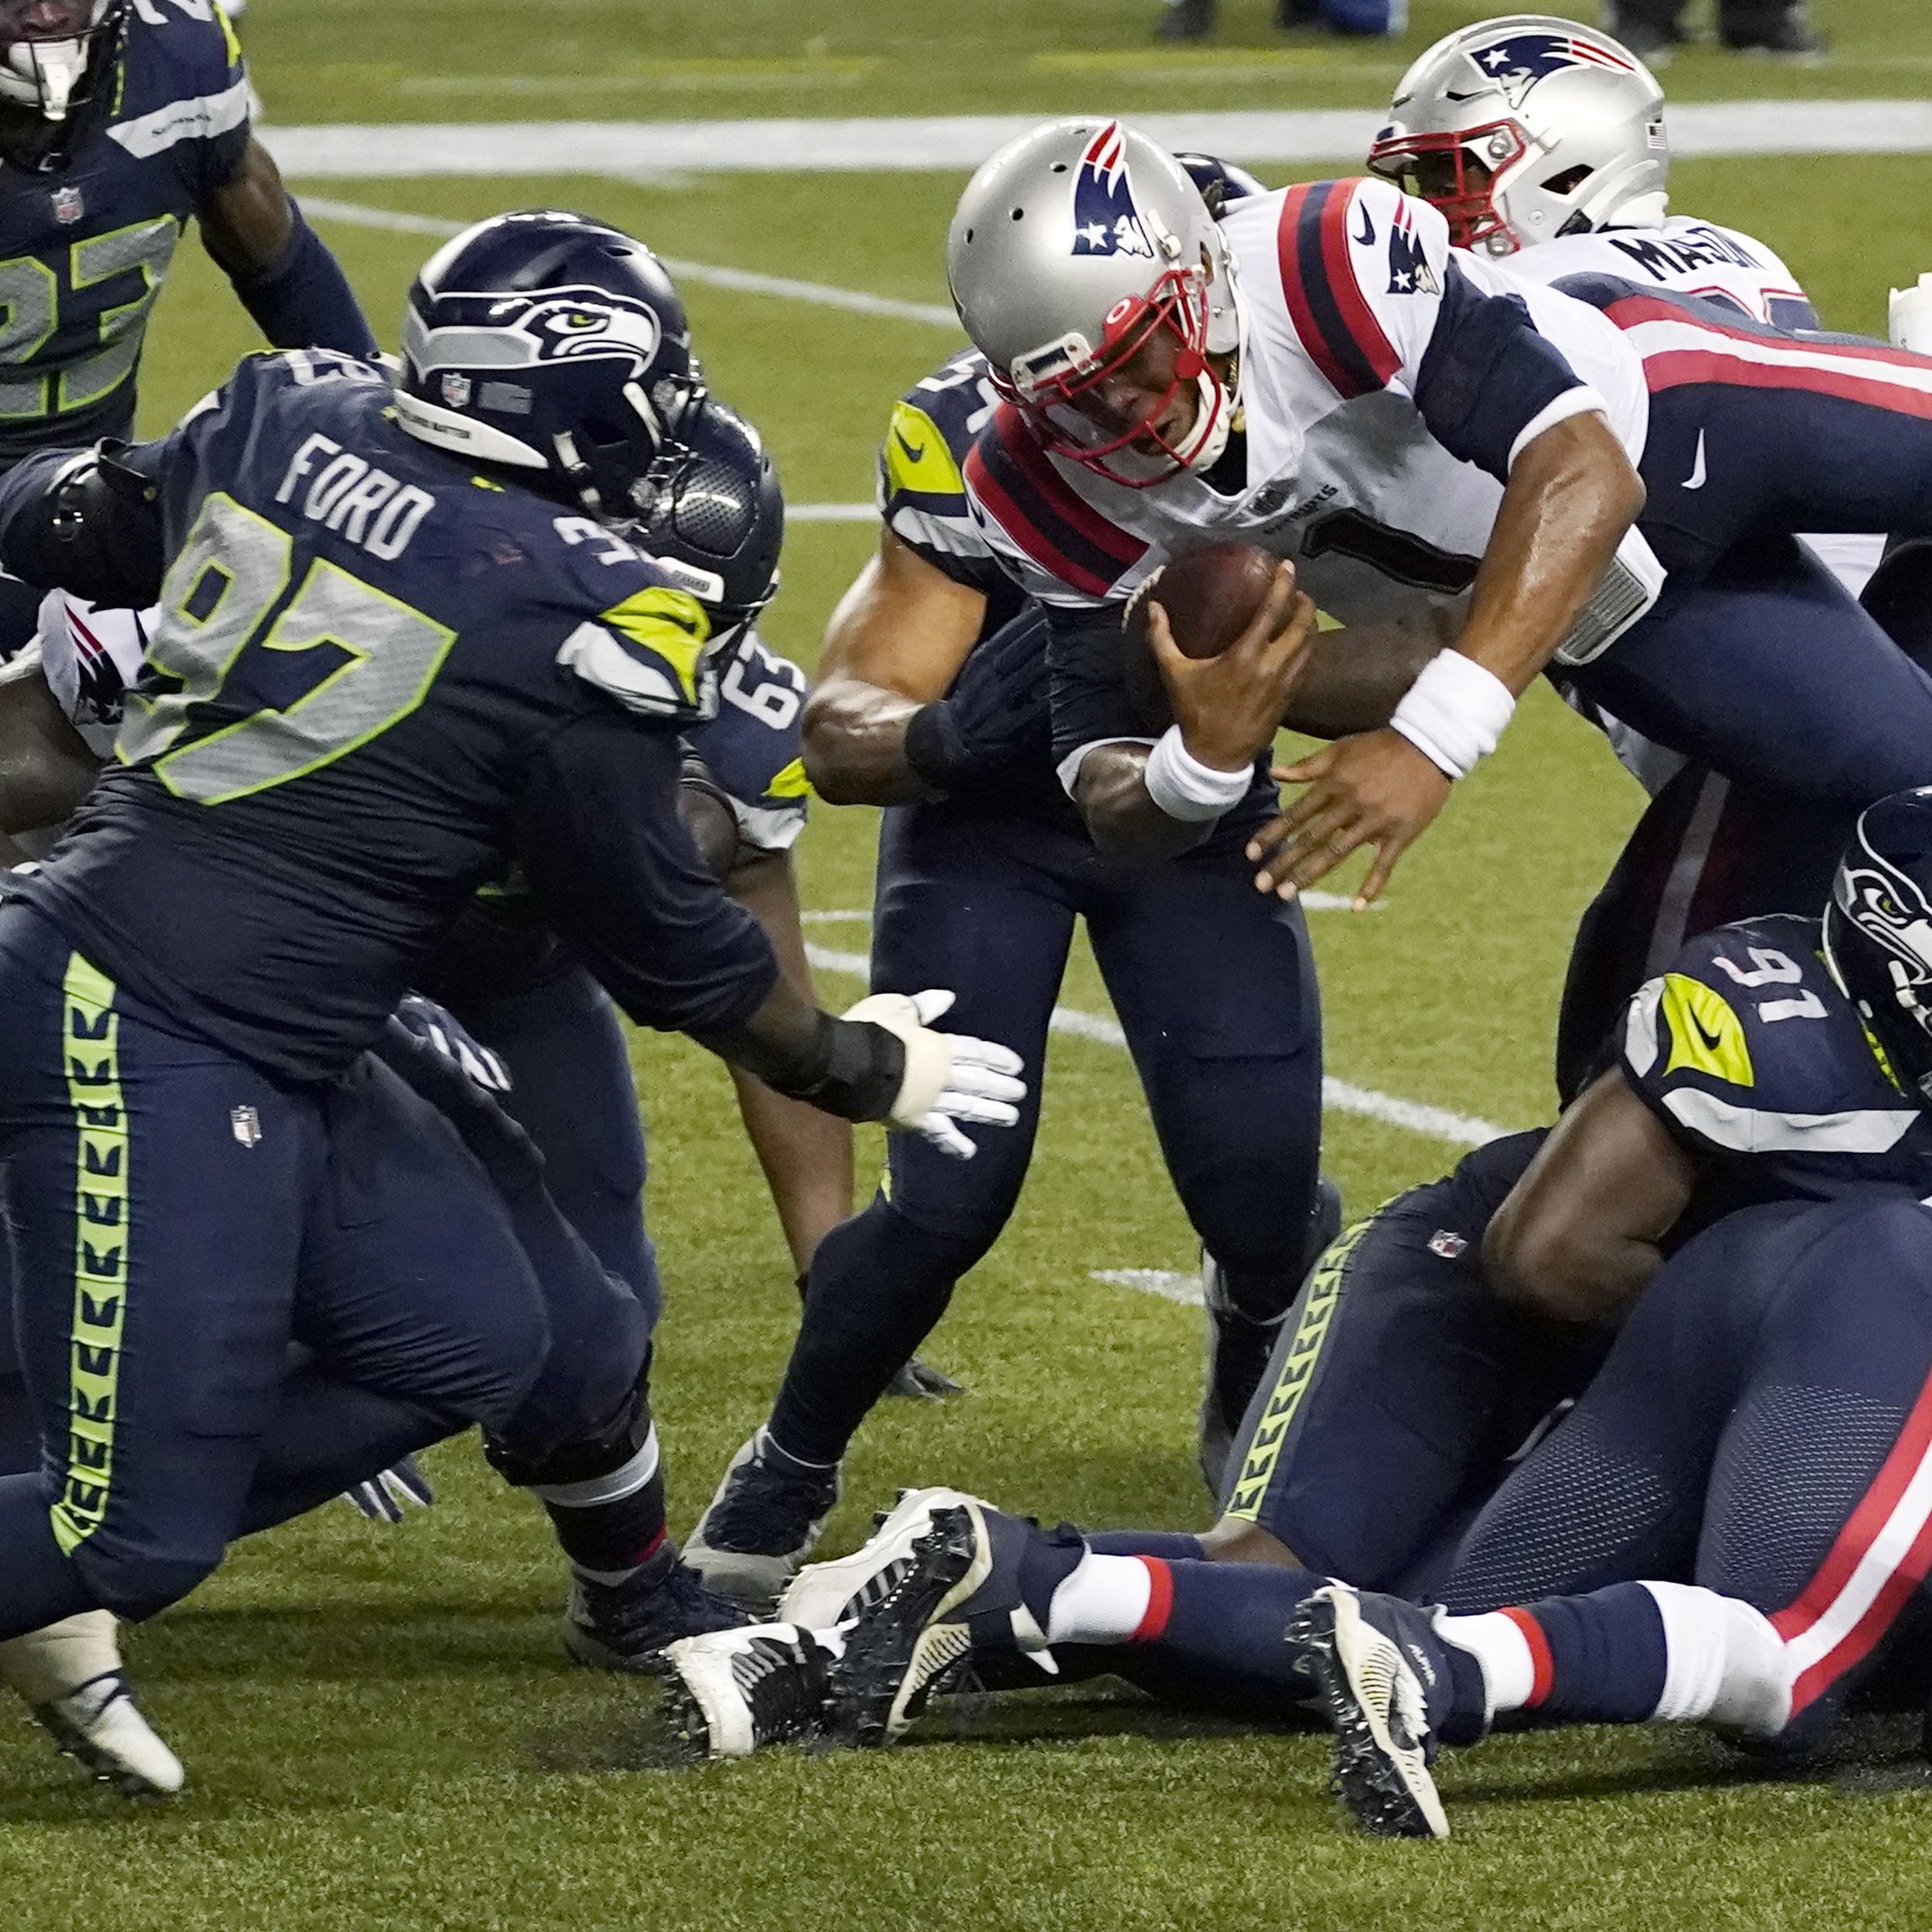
[1157,0,1405,43]
[1602,0,1825,60]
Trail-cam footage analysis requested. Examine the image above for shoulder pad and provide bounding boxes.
[110,1,250,163]
[1621,916,1917,1158]
[557,577,713,721]
[879,351,1005,590]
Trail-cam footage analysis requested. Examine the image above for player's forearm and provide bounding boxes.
[801,674,935,805]
[1453,413,1645,696]
[1282,615,1451,740]
[1073,744,1216,863]
[0,446,166,607]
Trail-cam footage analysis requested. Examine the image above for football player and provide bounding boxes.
[661,787,1932,1785]
[0,210,1023,1763]
[0,0,375,650]
[942,119,1932,958]
[1366,15,1905,1093]
[681,157,1427,1609]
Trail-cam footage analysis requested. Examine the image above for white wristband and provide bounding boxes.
[1141,725,1253,823]
[1389,651,1517,781]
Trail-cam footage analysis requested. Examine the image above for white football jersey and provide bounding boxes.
[1507,220,1884,603]
[1504,217,1815,331]
[964,175,1659,645]
[35,591,151,759]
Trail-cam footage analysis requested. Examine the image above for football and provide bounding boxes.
[1121,542,1281,730]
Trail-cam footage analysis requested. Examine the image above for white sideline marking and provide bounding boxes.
[803,941,1512,1147]
[791,503,879,522]
[303,196,960,328]
[268,103,1932,179]
[1090,1268,1204,1307]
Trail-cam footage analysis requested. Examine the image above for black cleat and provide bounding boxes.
[563,1543,749,1675]
[1287,1583,1479,1838]
[885,1357,964,1400]
[684,1430,843,1611]
[659,1624,836,1759]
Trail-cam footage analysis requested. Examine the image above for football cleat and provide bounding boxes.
[885,1357,964,1401]
[683,1430,842,1612]
[825,1492,1081,1749]
[1287,1583,1488,1840]
[659,1624,836,1760]
[779,1486,976,1631]
[0,1612,183,1797]
[562,1543,749,1674]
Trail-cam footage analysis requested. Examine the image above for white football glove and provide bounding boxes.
[1891,274,1932,355]
[843,988,1026,1161]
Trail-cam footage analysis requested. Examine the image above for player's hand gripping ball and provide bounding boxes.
[1121,543,1282,731]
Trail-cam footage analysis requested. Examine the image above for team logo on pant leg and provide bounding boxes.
[230,1105,263,1148]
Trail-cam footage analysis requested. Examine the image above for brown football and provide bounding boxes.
[1121,542,1281,730]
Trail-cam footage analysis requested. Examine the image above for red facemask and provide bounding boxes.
[1368,121,1530,256]
[995,265,1230,490]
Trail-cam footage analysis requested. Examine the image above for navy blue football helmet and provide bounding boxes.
[636,397,783,658]
[1824,788,1932,1100]
[1174,151,1267,219]
[394,209,706,526]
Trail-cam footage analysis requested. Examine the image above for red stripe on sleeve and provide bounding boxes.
[1131,1556,1175,1642]
[963,442,1111,599]
[1318,182,1402,389]
[1276,184,1352,398]
[991,406,1147,570]
[1500,1606,1556,1707]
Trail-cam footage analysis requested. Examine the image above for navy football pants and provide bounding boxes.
[767,801,1325,1467]
[1440,1196,1932,1739]
[0,906,645,1632]
[445,963,661,1330]
[1219,1131,1610,1585]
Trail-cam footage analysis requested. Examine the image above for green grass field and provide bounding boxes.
[3,3,1932,1924]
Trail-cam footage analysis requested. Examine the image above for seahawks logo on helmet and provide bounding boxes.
[1468,31,1639,108]
[408,287,665,380]
[1833,855,1932,990]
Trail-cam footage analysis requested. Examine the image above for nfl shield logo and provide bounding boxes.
[1428,1229,1468,1260]
[440,372,473,408]
[230,1105,264,1149]
[50,185,83,225]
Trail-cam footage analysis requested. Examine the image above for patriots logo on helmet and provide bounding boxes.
[1070,121,1155,260]
[1471,31,1638,108]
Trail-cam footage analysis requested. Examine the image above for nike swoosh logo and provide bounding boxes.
[1683,430,1708,491]
[1691,1012,1725,1053]
[1355,203,1376,248]
[894,427,923,463]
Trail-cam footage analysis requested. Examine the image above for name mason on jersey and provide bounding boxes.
[1604,224,1766,284]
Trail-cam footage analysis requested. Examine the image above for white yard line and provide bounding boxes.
[267,103,1932,179]
[302,196,957,328]
[1090,1268,1205,1307]
[803,940,1512,1147]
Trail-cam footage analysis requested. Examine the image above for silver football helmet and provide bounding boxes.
[947,119,1244,488]
[1369,15,1668,258]
[0,0,120,121]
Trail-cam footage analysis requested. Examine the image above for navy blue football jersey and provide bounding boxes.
[5,349,776,1078]
[0,2,252,465]
[688,630,811,855]
[1620,913,1932,1206]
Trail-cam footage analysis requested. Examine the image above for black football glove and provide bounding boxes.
[903,614,1051,795]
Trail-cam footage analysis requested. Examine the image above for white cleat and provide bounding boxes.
[778,1485,973,1629]
[659,1624,835,1760]
[0,1612,184,1797]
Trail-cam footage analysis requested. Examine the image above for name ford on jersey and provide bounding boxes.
[274,434,437,561]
